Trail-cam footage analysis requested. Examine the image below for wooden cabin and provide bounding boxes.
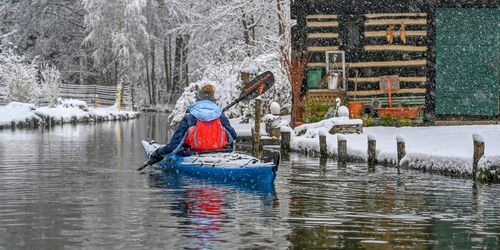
[291,0,500,123]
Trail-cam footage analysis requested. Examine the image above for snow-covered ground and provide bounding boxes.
[231,115,499,176]
[0,101,139,127]
[288,124,500,175]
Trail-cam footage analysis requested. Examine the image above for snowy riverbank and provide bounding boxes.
[0,101,139,128]
[288,124,500,177]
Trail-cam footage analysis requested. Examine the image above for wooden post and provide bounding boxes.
[367,134,376,169]
[95,94,99,108]
[253,98,262,157]
[397,135,406,173]
[337,134,347,165]
[472,134,484,180]
[319,134,327,158]
[280,130,291,158]
[28,118,35,129]
[241,71,250,83]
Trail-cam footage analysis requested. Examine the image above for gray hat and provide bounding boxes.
[196,84,216,101]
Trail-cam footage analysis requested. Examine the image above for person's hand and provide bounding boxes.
[149,149,163,163]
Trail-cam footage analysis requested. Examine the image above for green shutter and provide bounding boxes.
[436,8,500,116]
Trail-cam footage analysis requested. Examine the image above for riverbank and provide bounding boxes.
[286,124,500,180]
[231,116,500,181]
[0,102,139,129]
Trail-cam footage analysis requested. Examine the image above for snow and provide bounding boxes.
[396,135,405,143]
[280,126,294,133]
[231,117,269,137]
[289,124,500,176]
[473,133,484,143]
[0,101,139,126]
[294,117,362,137]
[367,134,376,141]
[0,102,38,125]
[270,102,280,115]
[231,115,290,137]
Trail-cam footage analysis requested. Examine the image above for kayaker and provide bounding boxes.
[150,84,237,161]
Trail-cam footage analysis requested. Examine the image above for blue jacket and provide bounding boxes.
[156,100,237,155]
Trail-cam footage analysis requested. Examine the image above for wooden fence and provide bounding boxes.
[0,84,133,107]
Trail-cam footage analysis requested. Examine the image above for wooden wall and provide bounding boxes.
[305,12,428,108]
[291,0,500,121]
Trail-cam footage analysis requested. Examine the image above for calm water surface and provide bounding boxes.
[0,113,499,249]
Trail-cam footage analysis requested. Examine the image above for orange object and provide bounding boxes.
[400,22,407,44]
[347,101,364,118]
[377,107,421,119]
[386,25,394,44]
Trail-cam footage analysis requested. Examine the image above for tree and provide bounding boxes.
[40,63,62,107]
[0,49,40,104]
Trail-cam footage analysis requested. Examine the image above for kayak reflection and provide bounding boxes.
[147,170,277,247]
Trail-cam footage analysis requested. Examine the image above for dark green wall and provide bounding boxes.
[435,8,500,116]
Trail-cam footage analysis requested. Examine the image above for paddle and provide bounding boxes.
[137,71,275,171]
[222,71,275,112]
[137,160,153,171]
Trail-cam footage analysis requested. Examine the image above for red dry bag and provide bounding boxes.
[185,118,228,151]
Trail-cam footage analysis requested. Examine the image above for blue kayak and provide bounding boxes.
[141,140,279,184]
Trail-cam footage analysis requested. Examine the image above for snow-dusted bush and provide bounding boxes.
[58,98,89,111]
[0,49,40,104]
[39,64,62,107]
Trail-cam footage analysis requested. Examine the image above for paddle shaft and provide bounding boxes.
[136,158,161,171]
[222,95,246,112]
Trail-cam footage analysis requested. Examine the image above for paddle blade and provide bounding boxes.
[239,71,275,100]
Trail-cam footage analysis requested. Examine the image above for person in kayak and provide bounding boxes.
[150,84,237,161]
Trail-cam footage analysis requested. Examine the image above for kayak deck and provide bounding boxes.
[141,140,278,184]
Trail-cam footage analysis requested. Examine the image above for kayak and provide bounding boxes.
[140,140,279,184]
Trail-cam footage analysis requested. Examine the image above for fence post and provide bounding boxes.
[472,134,484,180]
[338,134,347,167]
[95,94,99,108]
[396,135,406,173]
[319,133,327,158]
[280,129,291,158]
[117,85,123,112]
[253,98,262,157]
[367,134,376,169]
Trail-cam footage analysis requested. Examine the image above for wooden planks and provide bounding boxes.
[347,77,427,83]
[365,18,427,26]
[348,60,427,68]
[347,88,426,97]
[306,14,338,19]
[307,33,339,39]
[307,21,339,27]
[365,13,427,18]
[365,30,427,37]
[307,46,340,52]
[364,45,428,52]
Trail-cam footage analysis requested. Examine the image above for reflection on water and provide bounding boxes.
[0,113,499,249]
[148,171,277,249]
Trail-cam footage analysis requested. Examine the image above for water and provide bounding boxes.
[0,113,499,249]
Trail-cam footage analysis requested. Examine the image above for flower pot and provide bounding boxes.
[377,107,421,119]
[347,101,364,118]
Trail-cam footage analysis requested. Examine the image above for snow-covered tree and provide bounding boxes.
[0,50,39,104]
[40,63,62,107]
[82,0,149,108]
